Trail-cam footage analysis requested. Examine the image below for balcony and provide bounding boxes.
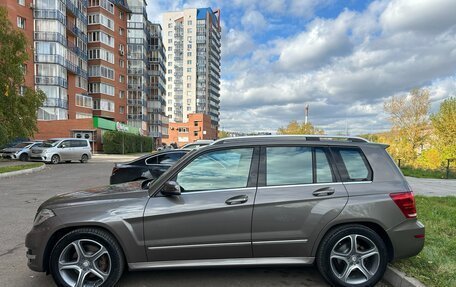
[35,76,67,88]
[67,41,87,61]
[66,0,87,22]
[33,9,66,25]
[128,114,148,121]
[127,99,146,106]
[67,22,88,42]
[34,54,66,66]
[34,32,66,46]
[42,98,68,109]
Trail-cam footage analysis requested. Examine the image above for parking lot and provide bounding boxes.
[0,157,394,287]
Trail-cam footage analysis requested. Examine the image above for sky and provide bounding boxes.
[145,0,456,135]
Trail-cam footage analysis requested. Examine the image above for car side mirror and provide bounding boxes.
[160,181,181,196]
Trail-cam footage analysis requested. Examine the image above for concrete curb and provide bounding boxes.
[0,163,46,179]
[384,265,426,287]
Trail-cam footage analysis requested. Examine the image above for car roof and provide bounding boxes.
[211,135,387,147]
[48,138,88,141]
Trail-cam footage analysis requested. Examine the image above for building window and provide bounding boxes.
[187,28,192,33]
[187,60,192,65]
[119,90,125,98]
[88,65,115,80]
[168,77,172,81]
[120,11,124,19]
[168,69,172,74]
[119,59,124,68]
[187,68,192,72]
[187,83,191,88]
[119,106,125,114]
[194,121,198,126]
[193,131,198,136]
[93,99,115,112]
[178,127,188,133]
[168,47,172,51]
[119,27,124,35]
[88,82,115,96]
[187,106,192,111]
[187,52,192,57]
[168,31,172,36]
[76,112,93,119]
[17,16,26,29]
[168,107,172,111]
[18,0,25,6]
[168,62,172,66]
[187,36,192,42]
[119,75,125,83]
[168,39,172,43]
[187,44,192,49]
[88,13,114,30]
[188,99,192,104]
[187,20,192,25]
[76,94,93,109]
[168,23,172,28]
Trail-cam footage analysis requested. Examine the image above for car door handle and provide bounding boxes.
[312,187,335,197]
[225,195,248,205]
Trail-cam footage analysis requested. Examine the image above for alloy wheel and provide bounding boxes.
[329,234,380,285]
[58,239,111,287]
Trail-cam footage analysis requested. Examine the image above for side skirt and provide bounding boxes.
[129,257,315,271]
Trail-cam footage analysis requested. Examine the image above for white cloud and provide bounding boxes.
[241,10,268,31]
[222,29,255,57]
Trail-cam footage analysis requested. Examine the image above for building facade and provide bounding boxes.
[162,8,221,130]
[146,21,168,146]
[1,0,137,151]
[165,113,217,147]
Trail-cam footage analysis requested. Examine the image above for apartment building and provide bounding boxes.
[165,113,217,147]
[162,8,221,130]
[146,21,168,146]
[1,0,137,151]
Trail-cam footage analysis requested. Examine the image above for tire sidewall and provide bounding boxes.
[317,225,388,287]
[81,154,88,163]
[51,155,60,164]
[49,229,123,287]
[19,153,28,161]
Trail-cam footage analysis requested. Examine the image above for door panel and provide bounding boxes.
[144,188,256,261]
[252,183,348,257]
[143,147,259,262]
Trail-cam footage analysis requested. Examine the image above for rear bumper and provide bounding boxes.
[387,219,425,260]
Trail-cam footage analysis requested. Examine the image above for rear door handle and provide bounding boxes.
[225,195,248,205]
[312,187,335,197]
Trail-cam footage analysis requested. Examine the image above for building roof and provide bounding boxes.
[197,7,219,23]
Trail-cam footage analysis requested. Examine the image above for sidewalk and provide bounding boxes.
[406,176,456,197]
[0,160,29,168]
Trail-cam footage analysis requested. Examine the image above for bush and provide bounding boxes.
[103,130,153,154]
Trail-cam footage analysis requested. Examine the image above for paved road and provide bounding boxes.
[0,158,392,287]
[406,176,456,196]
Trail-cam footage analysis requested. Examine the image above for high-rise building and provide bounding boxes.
[162,8,221,130]
[126,0,148,133]
[146,21,168,146]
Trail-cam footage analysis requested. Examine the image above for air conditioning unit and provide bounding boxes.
[29,3,35,9]
[119,50,124,56]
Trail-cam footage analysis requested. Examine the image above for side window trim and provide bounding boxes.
[330,146,373,182]
[260,145,340,188]
[154,146,260,195]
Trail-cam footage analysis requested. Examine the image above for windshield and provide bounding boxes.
[13,142,31,148]
[42,140,59,148]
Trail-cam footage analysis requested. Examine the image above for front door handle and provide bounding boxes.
[225,195,248,205]
[312,187,335,197]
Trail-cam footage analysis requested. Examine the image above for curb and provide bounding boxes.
[384,265,426,287]
[0,164,46,178]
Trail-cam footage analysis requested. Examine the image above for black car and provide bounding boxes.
[110,149,189,184]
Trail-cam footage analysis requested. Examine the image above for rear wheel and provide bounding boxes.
[80,154,89,163]
[51,155,60,165]
[19,153,29,161]
[49,228,124,287]
[316,224,387,287]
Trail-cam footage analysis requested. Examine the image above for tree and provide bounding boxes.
[277,120,324,135]
[383,89,430,162]
[217,130,230,139]
[430,97,456,161]
[0,7,45,147]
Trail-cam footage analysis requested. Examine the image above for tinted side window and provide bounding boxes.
[157,152,185,164]
[333,148,372,181]
[266,147,313,186]
[315,148,334,183]
[59,141,70,148]
[176,148,253,192]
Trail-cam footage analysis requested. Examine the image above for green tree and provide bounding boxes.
[277,120,324,135]
[217,130,230,139]
[0,7,45,147]
[384,89,430,163]
[431,97,456,161]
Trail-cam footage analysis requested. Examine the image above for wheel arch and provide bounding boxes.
[42,224,128,274]
[312,221,395,262]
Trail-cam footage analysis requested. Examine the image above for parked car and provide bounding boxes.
[26,135,424,287]
[30,138,92,164]
[181,139,214,150]
[110,149,190,184]
[1,141,43,161]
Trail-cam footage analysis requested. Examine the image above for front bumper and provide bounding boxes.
[30,154,51,162]
[387,219,425,260]
[25,216,61,272]
[2,153,17,159]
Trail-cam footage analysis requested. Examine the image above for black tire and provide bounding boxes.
[316,224,388,287]
[51,155,60,164]
[49,228,124,287]
[80,154,89,163]
[19,153,29,161]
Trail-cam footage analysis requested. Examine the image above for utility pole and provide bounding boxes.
[304,104,309,124]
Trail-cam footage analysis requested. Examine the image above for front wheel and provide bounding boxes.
[51,155,60,165]
[316,224,388,287]
[19,153,29,161]
[49,228,124,287]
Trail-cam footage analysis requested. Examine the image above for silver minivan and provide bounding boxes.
[30,138,92,164]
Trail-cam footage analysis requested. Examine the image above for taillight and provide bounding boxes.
[390,192,417,218]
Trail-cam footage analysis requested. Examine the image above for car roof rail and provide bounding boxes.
[212,135,370,145]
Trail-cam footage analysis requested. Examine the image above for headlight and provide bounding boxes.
[33,209,55,226]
